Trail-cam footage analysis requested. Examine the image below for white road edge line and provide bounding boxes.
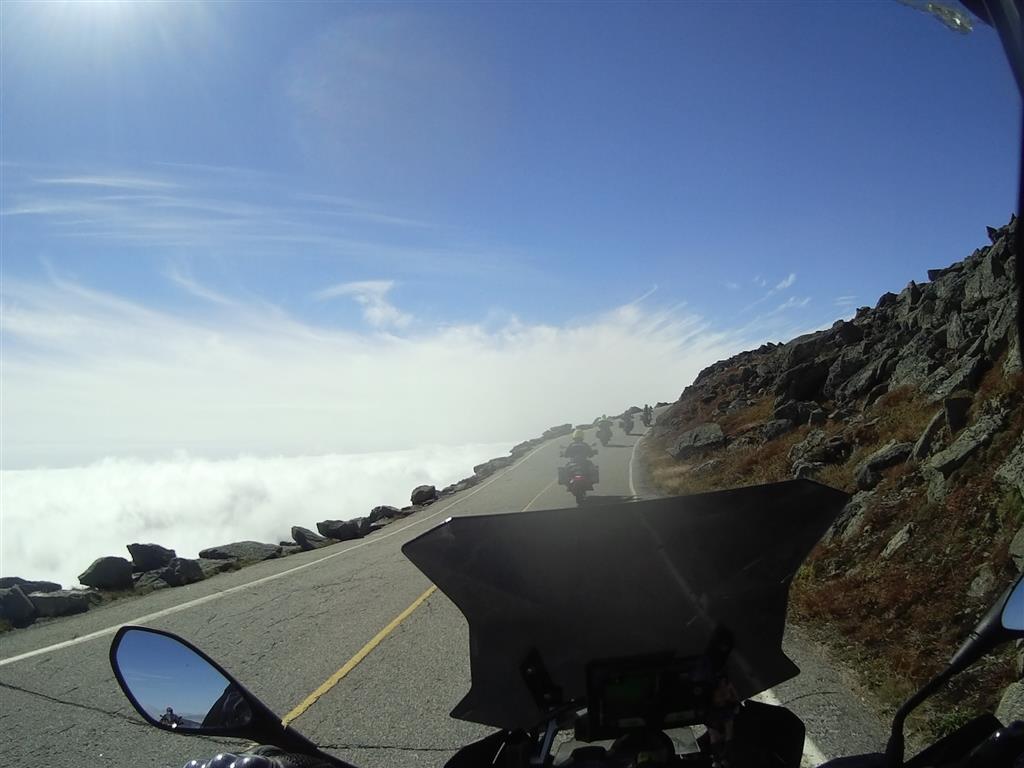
[0,440,556,667]
[756,689,828,767]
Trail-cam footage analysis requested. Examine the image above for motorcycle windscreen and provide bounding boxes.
[402,479,847,730]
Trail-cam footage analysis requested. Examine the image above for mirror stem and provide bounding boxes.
[885,665,956,767]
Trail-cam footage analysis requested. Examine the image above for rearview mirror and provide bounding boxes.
[110,626,253,733]
[1001,577,1024,630]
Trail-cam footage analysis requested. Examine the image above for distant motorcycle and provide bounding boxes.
[596,422,613,446]
[620,415,634,434]
[558,455,598,505]
[641,410,652,427]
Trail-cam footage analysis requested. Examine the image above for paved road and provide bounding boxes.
[0,420,887,768]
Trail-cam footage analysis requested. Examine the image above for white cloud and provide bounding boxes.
[775,273,797,291]
[313,279,413,328]
[774,296,811,312]
[0,445,509,587]
[834,295,857,307]
[1,276,762,469]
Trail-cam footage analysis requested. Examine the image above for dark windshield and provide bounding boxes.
[402,479,848,729]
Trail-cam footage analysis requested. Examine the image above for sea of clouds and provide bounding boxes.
[0,443,509,588]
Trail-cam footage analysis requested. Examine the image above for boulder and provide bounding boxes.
[411,485,438,506]
[995,434,1024,500]
[789,430,851,469]
[78,556,134,590]
[928,355,986,402]
[292,526,332,551]
[1011,527,1024,572]
[197,541,282,564]
[316,520,363,542]
[0,586,36,626]
[281,545,303,556]
[996,682,1024,726]
[943,392,973,434]
[669,423,726,459]
[472,457,513,478]
[542,424,573,440]
[196,558,239,579]
[761,419,794,441]
[369,505,401,523]
[774,359,831,402]
[881,523,914,558]
[854,441,913,491]
[134,571,171,592]
[126,543,176,572]
[159,558,206,587]
[911,411,946,461]
[926,402,1009,479]
[0,577,61,593]
[29,589,92,618]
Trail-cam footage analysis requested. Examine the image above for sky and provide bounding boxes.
[0,2,1020,578]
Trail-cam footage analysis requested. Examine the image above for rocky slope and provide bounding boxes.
[643,216,1022,739]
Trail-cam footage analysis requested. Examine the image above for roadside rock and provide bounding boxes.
[472,457,513,478]
[197,541,282,564]
[196,558,239,579]
[126,543,176,572]
[159,558,206,587]
[881,523,914,559]
[669,423,725,459]
[292,526,332,551]
[0,586,36,625]
[761,419,794,441]
[369,505,401,523]
[967,563,996,599]
[78,556,134,590]
[134,572,171,592]
[29,589,92,618]
[316,520,363,542]
[0,577,61,594]
[410,485,438,506]
[929,356,985,402]
[1010,526,1024,572]
[854,441,913,491]
[542,424,573,440]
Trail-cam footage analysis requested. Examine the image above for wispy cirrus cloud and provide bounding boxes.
[314,279,413,329]
[775,273,796,291]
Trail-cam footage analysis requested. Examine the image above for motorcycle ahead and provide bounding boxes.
[109,482,1024,768]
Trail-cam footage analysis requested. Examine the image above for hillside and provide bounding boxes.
[642,216,1022,741]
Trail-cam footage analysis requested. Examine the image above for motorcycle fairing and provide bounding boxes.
[402,480,847,730]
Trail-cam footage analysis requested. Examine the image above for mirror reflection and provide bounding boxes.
[115,629,253,731]
[1002,578,1024,632]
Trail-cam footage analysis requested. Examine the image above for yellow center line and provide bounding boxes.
[281,584,437,726]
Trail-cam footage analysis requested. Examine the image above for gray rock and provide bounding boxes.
[789,430,851,468]
[410,485,438,506]
[995,682,1024,726]
[669,423,726,459]
[196,558,238,579]
[472,457,513,478]
[761,419,794,441]
[1011,527,1024,572]
[774,359,831,402]
[854,441,913,491]
[833,321,864,345]
[772,400,800,422]
[1005,337,1023,376]
[926,402,1009,478]
[0,586,36,625]
[864,383,889,408]
[807,408,827,427]
[967,564,996,599]
[890,336,938,389]
[133,571,171,592]
[928,355,985,402]
[369,505,401,523]
[292,526,331,551]
[840,492,875,543]
[126,543,176,572]
[542,424,573,440]
[316,520,363,542]
[881,523,914,558]
[197,541,282,564]
[160,558,206,587]
[985,294,1018,358]
[995,433,1024,500]
[78,556,134,590]
[793,462,825,480]
[824,349,867,398]
[281,545,303,556]
[29,589,92,618]
[945,311,967,351]
[943,392,973,434]
[911,411,946,461]
[0,577,61,593]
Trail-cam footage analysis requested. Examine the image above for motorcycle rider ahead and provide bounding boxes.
[562,429,598,483]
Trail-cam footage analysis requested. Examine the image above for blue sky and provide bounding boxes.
[1,0,1020,466]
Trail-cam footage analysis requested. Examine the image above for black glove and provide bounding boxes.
[182,745,335,768]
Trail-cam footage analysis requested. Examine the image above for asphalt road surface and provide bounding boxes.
[0,419,887,768]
